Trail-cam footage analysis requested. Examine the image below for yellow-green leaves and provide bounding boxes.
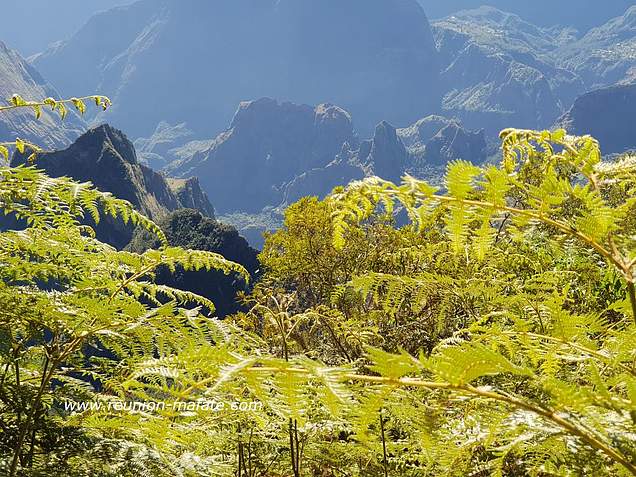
[366,347,422,379]
[92,95,112,111]
[0,145,8,163]
[424,343,531,386]
[14,137,25,154]
[10,93,27,107]
[71,97,86,115]
[445,160,481,201]
[2,94,112,120]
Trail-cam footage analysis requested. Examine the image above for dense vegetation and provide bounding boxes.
[1,97,635,477]
[128,208,259,316]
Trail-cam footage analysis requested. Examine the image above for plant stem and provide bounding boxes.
[380,412,388,477]
[9,359,55,477]
[628,281,636,326]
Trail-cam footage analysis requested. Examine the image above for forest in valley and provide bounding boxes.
[1,1,636,476]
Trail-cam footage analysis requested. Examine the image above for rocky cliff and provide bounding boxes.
[11,124,214,247]
[169,98,357,213]
[556,82,636,155]
[32,0,440,138]
[283,115,486,206]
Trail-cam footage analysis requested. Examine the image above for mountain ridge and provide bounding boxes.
[11,124,214,247]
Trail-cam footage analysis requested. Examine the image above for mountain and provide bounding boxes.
[397,115,487,166]
[166,98,485,246]
[1,0,135,56]
[169,98,357,214]
[172,98,488,214]
[557,6,636,89]
[128,208,259,316]
[5,0,632,56]
[420,0,636,32]
[281,121,410,207]
[556,82,636,155]
[284,114,488,205]
[432,7,584,134]
[32,0,440,139]
[11,124,214,247]
[0,41,85,149]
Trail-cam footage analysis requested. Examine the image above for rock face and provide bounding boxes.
[432,7,583,135]
[558,6,636,89]
[166,177,215,219]
[283,114,486,206]
[556,83,636,155]
[171,98,488,217]
[397,115,487,166]
[282,121,414,206]
[0,41,85,149]
[169,98,357,213]
[361,122,411,182]
[11,124,214,247]
[31,0,440,138]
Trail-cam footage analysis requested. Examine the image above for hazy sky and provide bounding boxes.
[2,0,635,56]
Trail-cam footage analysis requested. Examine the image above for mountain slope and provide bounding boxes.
[432,7,584,134]
[169,98,357,213]
[557,6,636,89]
[556,82,636,155]
[11,124,214,246]
[0,41,85,149]
[128,208,258,316]
[32,0,440,138]
[1,0,135,56]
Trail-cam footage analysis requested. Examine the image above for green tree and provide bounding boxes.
[0,96,247,476]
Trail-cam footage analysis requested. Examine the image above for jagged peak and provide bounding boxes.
[72,124,138,165]
[314,102,353,124]
[373,120,398,140]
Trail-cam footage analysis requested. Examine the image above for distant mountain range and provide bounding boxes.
[432,6,636,134]
[31,0,441,138]
[166,98,486,214]
[29,2,636,143]
[421,1,636,32]
[4,0,634,56]
[2,1,636,248]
